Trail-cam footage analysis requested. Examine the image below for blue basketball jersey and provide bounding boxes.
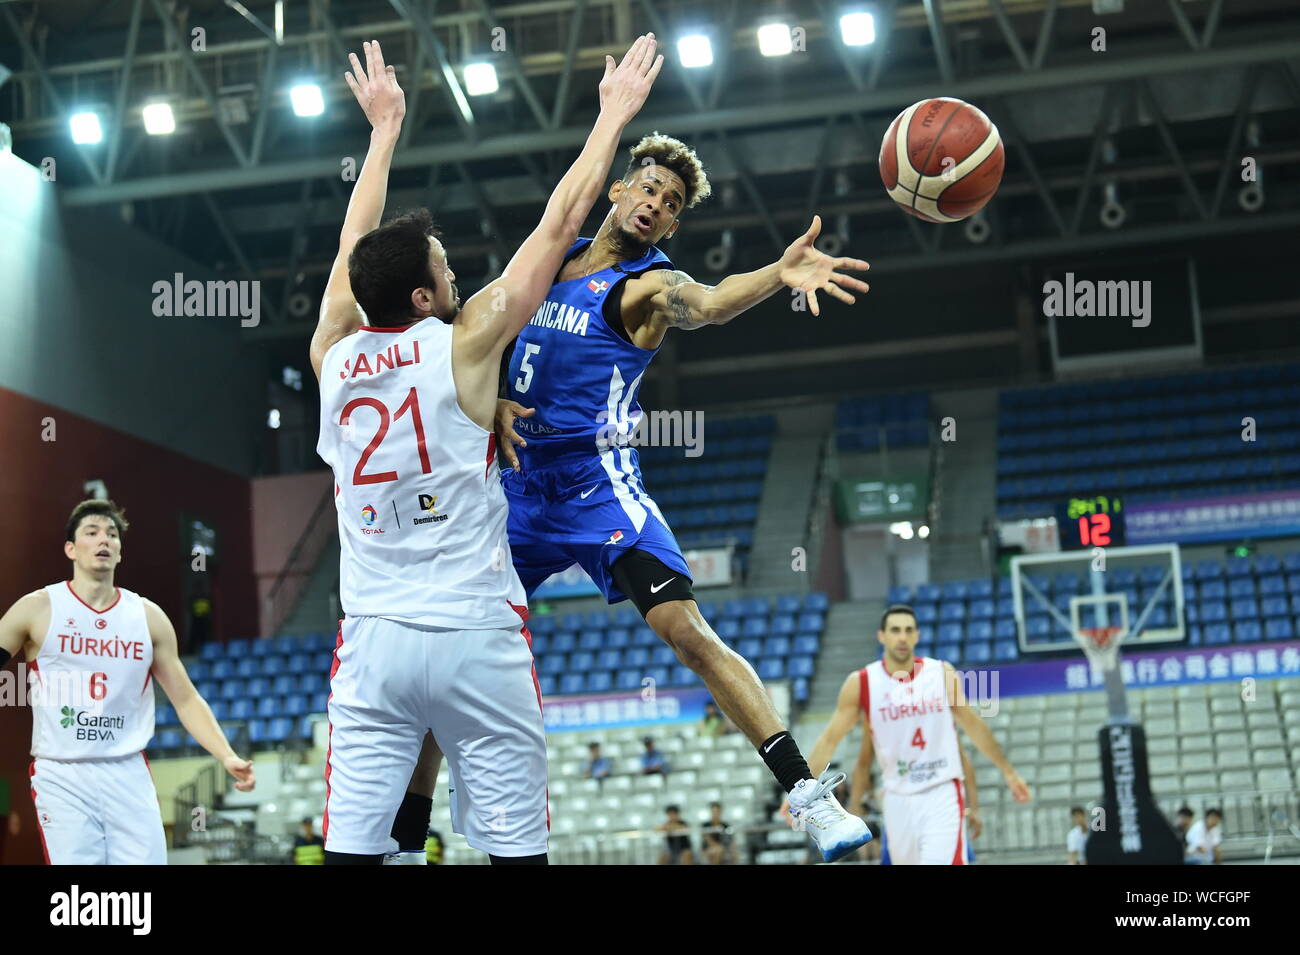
[505,238,673,470]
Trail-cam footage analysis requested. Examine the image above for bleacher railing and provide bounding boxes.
[978,790,1300,861]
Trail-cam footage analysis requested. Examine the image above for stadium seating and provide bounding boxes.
[996,363,1300,517]
[833,392,931,452]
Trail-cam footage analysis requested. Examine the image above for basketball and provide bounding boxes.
[879,97,1005,223]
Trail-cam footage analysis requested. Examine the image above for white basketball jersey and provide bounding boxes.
[31,582,156,760]
[316,322,526,630]
[860,657,964,795]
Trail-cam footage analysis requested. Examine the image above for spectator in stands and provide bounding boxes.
[700,701,726,737]
[640,736,668,775]
[656,805,694,865]
[701,802,736,865]
[583,742,611,782]
[292,816,325,865]
[1174,806,1195,843]
[1185,808,1223,865]
[1066,807,1089,865]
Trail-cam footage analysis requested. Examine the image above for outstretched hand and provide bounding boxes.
[344,40,405,134]
[598,34,664,125]
[778,216,871,317]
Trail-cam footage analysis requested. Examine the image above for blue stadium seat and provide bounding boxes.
[796,612,826,632]
[1261,597,1290,618]
[219,679,244,700]
[1199,601,1228,622]
[285,653,310,674]
[775,594,801,615]
[1233,621,1263,643]
[211,660,235,680]
[531,635,550,656]
[539,654,567,675]
[916,583,941,602]
[1195,560,1224,580]
[763,636,791,658]
[994,641,1019,662]
[559,674,584,695]
[200,642,224,660]
[787,655,815,678]
[245,677,268,698]
[623,647,650,668]
[938,622,963,643]
[793,678,810,703]
[769,614,796,636]
[207,701,229,721]
[1227,577,1256,598]
[914,604,938,623]
[551,632,577,653]
[586,672,613,693]
[605,627,631,649]
[633,627,660,648]
[538,675,558,696]
[742,618,769,639]
[1259,575,1286,595]
[582,611,608,630]
[611,606,640,628]
[157,729,183,750]
[887,585,912,604]
[716,619,741,641]
[260,656,285,677]
[1204,623,1232,645]
[188,661,209,681]
[941,581,968,601]
[256,697,280,718]
[195,680,219,699]
[1230,598,1259,620]
[995,596,1016,618]
[968,620,994,641]
[964,642,993,664]
[757,658,786,680]
[529,615,556,635]
[804,592,830,612]
[227,639,250,655]
[615,670,642,691]
[967,599,995,620]
[1027,617,1051,638]
[578,629,604,651]
[737,639,763,660]
[250,639,273,657]
[557,612,583,632]
[272,675,297,696]
[1265,618,1295,640]
[935,641,961,662]
[1199,579,1227,600]
[284,695,308,717]
[994,619,1017,640]
[1225,556,1253,578]
[793,634,820,656]
[722,599,745,619]
[229,698,254,719]
[595,649,621,671]
[939,602,966,621]
[968,579,994,598]
[568,651,595,672]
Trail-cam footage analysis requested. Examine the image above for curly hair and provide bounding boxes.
[624,132,712,209]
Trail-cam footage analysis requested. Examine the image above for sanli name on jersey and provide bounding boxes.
[528,299,591,336]
[339,340,422,380]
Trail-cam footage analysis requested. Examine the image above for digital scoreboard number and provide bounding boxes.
[1057,494,1126,550]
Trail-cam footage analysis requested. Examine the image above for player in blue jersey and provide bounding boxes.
[396,133,873,861]
[495,133,872,860]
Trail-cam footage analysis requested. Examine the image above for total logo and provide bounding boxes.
[414,493,449,526]
[359,505,384,535]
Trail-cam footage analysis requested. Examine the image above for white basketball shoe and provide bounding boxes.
[787,771,872,863]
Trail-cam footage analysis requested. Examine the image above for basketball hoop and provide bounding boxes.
[1076,626,1125,672]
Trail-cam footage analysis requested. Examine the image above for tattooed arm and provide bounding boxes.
[628,216,870,333]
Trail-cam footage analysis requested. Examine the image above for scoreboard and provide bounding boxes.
[1056,494,1126,549]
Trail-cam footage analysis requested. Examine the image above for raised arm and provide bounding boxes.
[455,35,663,362]
[628,215,871,330]
[310,40,407,379]
[147,600,255,792]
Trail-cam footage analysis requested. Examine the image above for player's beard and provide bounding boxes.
[611,216,652,260]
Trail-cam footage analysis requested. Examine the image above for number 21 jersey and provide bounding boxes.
[316,321,526,630]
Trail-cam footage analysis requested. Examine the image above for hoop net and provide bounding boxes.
[1076,626,1125,672]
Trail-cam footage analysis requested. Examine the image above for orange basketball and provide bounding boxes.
[879,97,1004,223]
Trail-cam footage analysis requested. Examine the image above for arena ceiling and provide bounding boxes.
[2,0,1298,363]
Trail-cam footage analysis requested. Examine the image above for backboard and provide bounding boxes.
[1011,542,1186,654]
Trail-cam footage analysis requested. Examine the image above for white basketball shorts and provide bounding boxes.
[323,615,548,858]
[882,778,968,865]
[29,752,168,865]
